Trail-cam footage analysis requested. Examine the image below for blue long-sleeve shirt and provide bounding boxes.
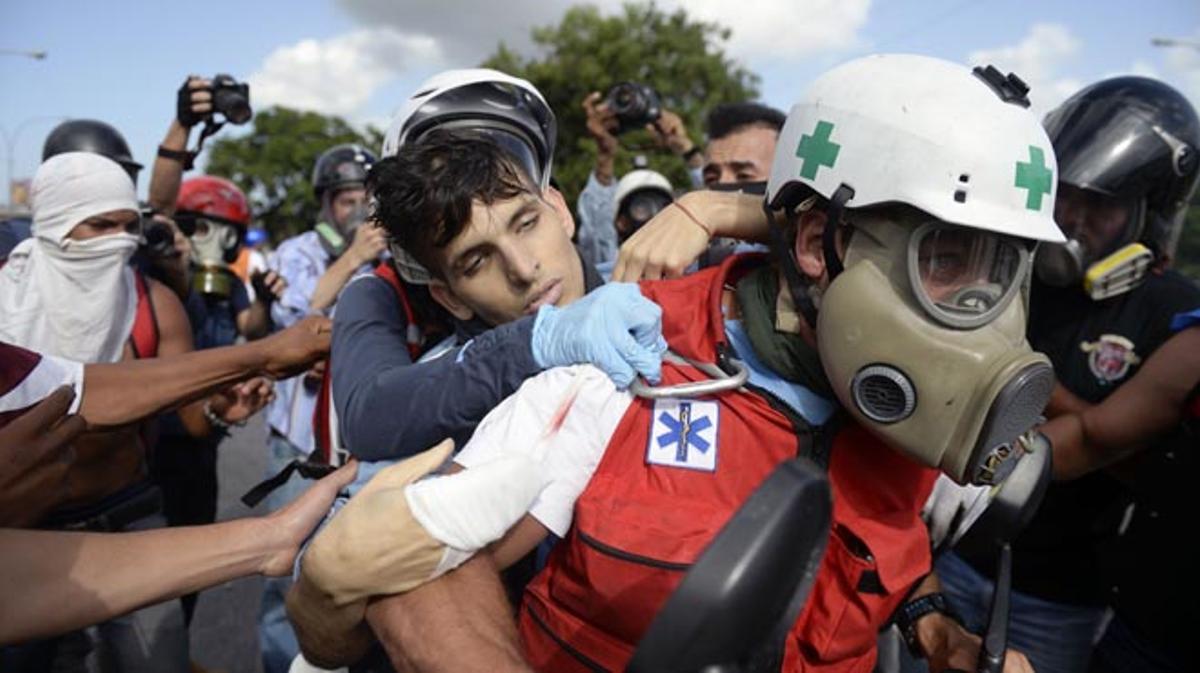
[330,256,605,460]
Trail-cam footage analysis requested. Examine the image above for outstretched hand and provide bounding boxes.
[260,460,358,577]
[261,316,333,380]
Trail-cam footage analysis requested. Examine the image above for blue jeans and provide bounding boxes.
[259,433,313,673]
[935,551,1104,673]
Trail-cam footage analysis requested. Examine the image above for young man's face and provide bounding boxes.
[429,188,584,326]
[702,125,779,187]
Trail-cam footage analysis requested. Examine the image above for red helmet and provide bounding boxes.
[177,175,251,226]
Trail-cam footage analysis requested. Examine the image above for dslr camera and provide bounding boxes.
[606,82,662,134]
[211,74,252,125]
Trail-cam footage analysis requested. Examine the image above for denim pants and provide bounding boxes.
[259,433,314,673]
[934,551,1105,673]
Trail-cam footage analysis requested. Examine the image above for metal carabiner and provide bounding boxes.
[629,351,750,399]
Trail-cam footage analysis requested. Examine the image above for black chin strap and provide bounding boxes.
[766,201,820,330]
[766,183,856,331]
[821,184,855,281]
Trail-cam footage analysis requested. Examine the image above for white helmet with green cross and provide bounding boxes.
[766,53,1065,244]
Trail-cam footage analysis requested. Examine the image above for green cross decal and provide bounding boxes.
[796,120,841,180]
[1015,145,1053,210]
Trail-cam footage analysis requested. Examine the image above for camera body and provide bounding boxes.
[211,74,252,125]
[606,82,662,134]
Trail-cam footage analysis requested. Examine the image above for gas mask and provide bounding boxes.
[816,210,1055,485]
[316,200,369,259]
[1034,185,1150,300]
[188,217,242,297]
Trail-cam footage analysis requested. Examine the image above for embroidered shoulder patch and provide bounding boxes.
[1080,334,1141,384]
[646,398,720,472]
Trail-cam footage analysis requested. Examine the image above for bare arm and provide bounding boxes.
[0,461,356,645]
[147,77,211,214]
[79,315,331,428]
[365,555,533,673]
[613,190,772,282]
[1044,327,1200,481]
[310,223,387,311]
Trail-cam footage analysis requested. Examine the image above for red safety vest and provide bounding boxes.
[519,255,938,673]
[312,262,425,463]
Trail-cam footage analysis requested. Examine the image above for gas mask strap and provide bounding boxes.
[765,200,820,330]
[822,184,855,281]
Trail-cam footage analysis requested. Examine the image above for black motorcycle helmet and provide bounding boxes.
[42,119,143,185]
[1043,76,1200,262]
[311,144,377,199]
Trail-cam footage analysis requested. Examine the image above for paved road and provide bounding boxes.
[189,415,272,673]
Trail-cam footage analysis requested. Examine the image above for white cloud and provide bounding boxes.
[337,0,871,66]
[684,0,870,61]
[968,23,1083,114]
[249,1,872,120]
[248,28,442,116]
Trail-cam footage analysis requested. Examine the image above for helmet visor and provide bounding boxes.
[1046,97,1186,200]
[430,120,545,188]
[907,222,1030,328]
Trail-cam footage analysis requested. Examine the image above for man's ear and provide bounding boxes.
[429,279,474,322]
[544,186,575,239]
[793,208,828,281]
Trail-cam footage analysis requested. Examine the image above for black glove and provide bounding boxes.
[176,78,210,128]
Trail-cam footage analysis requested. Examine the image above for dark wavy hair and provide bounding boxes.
[368,129,535,278]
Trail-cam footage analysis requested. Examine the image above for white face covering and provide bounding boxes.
[0,152,141,362]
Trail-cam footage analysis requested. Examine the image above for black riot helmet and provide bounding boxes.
[42,119,143,185]
[1043,76,1200,265]
[312,144,377,199]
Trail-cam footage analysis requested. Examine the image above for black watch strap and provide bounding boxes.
[157,145,196,170]
[682,145,702,161]
[895,592,961,658]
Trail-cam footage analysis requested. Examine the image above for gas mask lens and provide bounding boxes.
[623,190,672,226]
[908,222,1028,328]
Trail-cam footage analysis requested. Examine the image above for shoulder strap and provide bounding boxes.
[128,270,160,359]
[312,364,336,464]
[373,262,423,360]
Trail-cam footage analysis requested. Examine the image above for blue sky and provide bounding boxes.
[2,0,1198,200]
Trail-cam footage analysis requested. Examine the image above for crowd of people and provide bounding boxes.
[1,50,1198,673]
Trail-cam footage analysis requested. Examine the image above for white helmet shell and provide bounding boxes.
[767,54,1065,244]
[382,68,551,158]
[614,169,674,211]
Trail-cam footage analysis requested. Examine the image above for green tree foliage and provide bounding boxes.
[482,2,760,203]
[1174,195,1200,282]
[205,107,383,242]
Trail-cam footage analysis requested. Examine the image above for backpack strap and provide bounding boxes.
[373,261,423,360]
[128,270,160,359]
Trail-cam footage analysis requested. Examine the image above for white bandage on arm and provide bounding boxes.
[453,364,633,536]
[405,453,548,576]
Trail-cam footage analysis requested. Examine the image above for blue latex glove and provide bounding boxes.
[531,282,668,389]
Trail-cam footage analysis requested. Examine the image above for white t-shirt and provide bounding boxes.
[453,364,634,536]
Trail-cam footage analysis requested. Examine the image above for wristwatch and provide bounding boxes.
[895,592,962,658]
[682,145,702,162]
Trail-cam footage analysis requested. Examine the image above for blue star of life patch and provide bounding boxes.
[645,398,720,472]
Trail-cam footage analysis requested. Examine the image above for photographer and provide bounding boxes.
[576,87,701,270]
